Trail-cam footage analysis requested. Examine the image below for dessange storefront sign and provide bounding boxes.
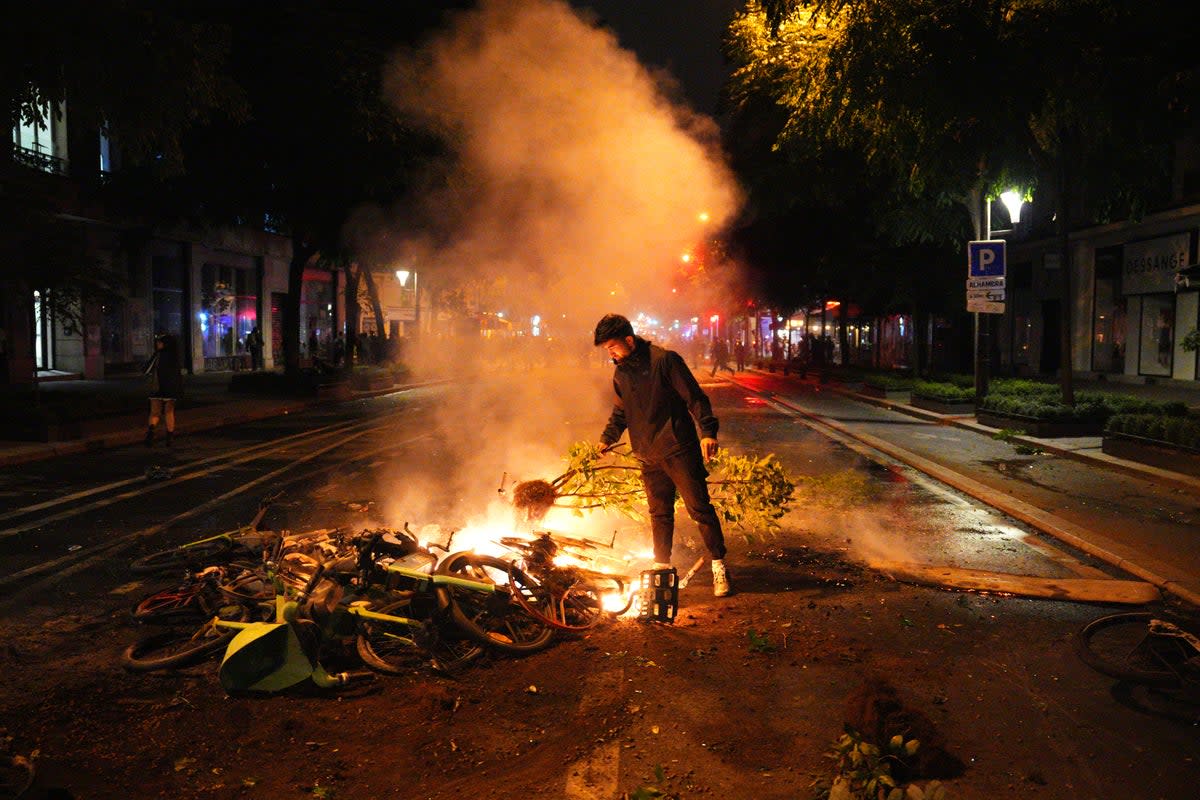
[1122,232,1190,295]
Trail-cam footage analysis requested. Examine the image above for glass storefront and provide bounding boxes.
[200,263,258,359]
[301,275,333,357]
[1139,294,1174,377]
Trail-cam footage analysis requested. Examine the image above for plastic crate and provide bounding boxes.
[637,567,678,623]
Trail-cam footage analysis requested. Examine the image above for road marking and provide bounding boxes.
[0,417,389,540]
[0,432,431,601]
[0,416,366,525]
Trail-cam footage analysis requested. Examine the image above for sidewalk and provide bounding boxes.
[827,373,1200,492]
[0,371,424,468]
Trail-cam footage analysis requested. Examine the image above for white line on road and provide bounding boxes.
[0,431,431,602]
[0,417,389,541]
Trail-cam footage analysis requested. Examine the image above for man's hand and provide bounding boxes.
[700,437,718,461]
[597,441,613,454]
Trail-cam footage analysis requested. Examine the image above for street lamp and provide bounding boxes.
[999,190,1024,226]
[974,188,1026,399]
[394,269,419,339]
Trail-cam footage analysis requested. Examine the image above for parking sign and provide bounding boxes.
[968,240,1006,278]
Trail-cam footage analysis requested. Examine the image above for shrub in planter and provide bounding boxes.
[912,380,974,403]
[1106,413,1200,449]
[989,378,1060,398]
[862,373,914,391]
[927,373,974,388]
[979,386,1185,425]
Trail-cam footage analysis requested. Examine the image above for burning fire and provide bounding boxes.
[414,502,654,620]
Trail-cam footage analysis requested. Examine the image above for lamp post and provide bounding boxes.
[394,269,419,340]
[974,189,1024,399]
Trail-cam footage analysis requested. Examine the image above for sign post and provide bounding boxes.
[968,240,1007,399]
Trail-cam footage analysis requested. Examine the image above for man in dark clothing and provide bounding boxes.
[709,337,733,377]
[593,313,731,597]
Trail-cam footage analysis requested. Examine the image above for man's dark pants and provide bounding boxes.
[641,451,727,564]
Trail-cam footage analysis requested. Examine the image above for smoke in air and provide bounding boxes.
[345,0,741,539]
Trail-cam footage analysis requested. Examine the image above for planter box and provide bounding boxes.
[976,409,1104,438]
[861,384,912,401]
[1102,433,1200,477]
[911,394,975,415]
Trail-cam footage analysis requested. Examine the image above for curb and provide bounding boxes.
[0,378,449,469]
[730,374,1200,609]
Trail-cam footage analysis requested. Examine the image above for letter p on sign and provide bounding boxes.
[968,240,1006,278]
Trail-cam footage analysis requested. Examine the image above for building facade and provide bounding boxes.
[1003,204,1199,386]
[6,103,348,382]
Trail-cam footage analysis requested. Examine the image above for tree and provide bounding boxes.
[729,0,1199,398]
[1,1,246,173]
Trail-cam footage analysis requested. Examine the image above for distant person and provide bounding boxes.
[332,333,346,367]
[593,313,731,597]
[245,326,264,370]
[690,336,705,370]
[793,336,811,378]
[734,339,747,371]
[710,338,733,377]
[144,333,183,447]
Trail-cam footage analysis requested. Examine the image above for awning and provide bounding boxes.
[1175,263,1200,289]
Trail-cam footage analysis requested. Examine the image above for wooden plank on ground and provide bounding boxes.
[871,561,1161,605]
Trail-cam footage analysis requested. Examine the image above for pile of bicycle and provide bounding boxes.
[121,512,639,692]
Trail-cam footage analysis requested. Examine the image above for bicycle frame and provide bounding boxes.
[211,561,501,691]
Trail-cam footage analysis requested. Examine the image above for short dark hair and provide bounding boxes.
[593,313,634,346]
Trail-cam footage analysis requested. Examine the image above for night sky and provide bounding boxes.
[568,0,744,114]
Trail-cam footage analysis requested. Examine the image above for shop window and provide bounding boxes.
[200,263,258,359]
[1139,295,1174,377]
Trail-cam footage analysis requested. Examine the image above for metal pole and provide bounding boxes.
[413,272,420,341]
[974,194,991,400]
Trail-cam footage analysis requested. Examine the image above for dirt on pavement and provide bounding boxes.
[4,508,1198,800]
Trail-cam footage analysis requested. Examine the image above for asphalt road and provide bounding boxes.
[1,366,1197,799]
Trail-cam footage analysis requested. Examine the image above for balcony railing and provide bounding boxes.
[13,146,67,175]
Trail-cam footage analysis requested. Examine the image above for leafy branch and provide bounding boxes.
[510,441,798,533]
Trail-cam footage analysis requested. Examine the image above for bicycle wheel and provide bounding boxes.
[0,754,34,799]
[129,539,235,575]
[435,552,554,654]
[122,604,249,672]
[1075,612,1187,688]
[131,583,211,624]
[509,567,605,632]
[356,599,483,676]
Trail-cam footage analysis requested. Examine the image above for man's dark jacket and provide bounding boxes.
[600,337,718,462]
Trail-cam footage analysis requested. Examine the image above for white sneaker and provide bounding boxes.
[711,560,731,597]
